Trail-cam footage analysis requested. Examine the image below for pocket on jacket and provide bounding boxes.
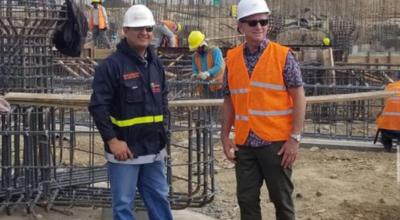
[124,80,143,103]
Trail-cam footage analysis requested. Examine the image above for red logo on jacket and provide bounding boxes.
[123,72,140,80]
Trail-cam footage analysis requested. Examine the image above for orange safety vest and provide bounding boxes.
[227,41,293,145]
[376,81,400,131]
[194,48,226,92]
[160,20,178,47]
[89,5,107,30]
[161,20,176,32]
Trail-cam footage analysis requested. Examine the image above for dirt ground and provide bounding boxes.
[1,138,399,220]
[189,146,400,220]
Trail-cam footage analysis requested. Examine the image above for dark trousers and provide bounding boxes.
[235,142,295,220]
[92,26,111,49]
[380,129,400,150]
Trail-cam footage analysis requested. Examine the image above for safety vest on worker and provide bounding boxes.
[376,81,400,131]
[89,5,107,30]
[194,47,225,91]
[161,20,176,32]
[160,20,179,47]
[227,42,293,145]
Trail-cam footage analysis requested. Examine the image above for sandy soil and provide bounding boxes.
[1,133,399,220]
[190,146,400,220]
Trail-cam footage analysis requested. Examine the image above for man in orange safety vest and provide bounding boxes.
[89,0,111,48]
[376,72,400,152]
[220,0,306,219]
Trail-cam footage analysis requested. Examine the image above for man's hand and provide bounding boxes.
[277,138,299,168]
[198,71,210,80]
[107,138,134,161]
[221,137,238,163]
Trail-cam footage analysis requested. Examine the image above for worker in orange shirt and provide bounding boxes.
[89,0,111,48]
[152,20,182,48]
[376,72,400,152]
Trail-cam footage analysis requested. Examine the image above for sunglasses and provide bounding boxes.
[131,26,154,32]
[242,19,269,27]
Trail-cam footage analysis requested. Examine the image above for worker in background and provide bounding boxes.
[188,30,225,98]
[152,20,182,48]
[89,0,111,49]
[88,4,173,220]
[220,0,306,219]
[376,72,400,152]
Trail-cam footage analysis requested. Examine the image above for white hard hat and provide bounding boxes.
[237,0,271,20]
[123,4,155,27]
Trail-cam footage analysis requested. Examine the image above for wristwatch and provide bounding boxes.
[290,133,302,142]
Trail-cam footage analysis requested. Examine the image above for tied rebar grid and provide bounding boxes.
[0,0,65,93]
[304,85,385,141]
[0,104,216,215]
[269,0,400,50]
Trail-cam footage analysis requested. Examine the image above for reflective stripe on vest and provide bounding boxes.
[230,88,248,94]
[249,109,293,116]
[251,81,287,91]
[381,112,400,116]
[387,96,400,101]
[235,115,249,121]
[111,115,163,127]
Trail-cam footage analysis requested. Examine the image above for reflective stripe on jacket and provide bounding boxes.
[376,81,400,131]
[227,41,293,145]
[194,47,225,91]
[89,5,107,30]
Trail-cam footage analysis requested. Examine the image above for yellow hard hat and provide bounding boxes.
[323,37,331,46]
[188,31,205,51]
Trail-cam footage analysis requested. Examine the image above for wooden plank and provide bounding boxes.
[382,72,394,83]
[94,48,115,59]
[76,60,92,77]
[167,54,184,67]
[321,48,336,85]
[165,71,177,78]
[5,92,90,108]
[4,90,397,108]
[85,57,98,66]
[305,90,397,104]
[301,138,382,151]
[57,60,79,77]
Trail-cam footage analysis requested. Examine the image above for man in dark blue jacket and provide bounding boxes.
[88,4,173,220]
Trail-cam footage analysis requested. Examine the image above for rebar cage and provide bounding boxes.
[0,103,216,214]
[0,0,65,93]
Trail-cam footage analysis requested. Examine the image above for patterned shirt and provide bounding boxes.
[223,38,303,147]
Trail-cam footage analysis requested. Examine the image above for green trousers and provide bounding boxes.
[235,142,295,220]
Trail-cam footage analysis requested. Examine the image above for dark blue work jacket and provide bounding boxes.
[89,39,168,157]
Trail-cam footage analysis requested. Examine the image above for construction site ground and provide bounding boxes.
[193,146,400,220]
[1,145,399,220]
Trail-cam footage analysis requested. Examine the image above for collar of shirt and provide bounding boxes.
[244,38,269,56]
